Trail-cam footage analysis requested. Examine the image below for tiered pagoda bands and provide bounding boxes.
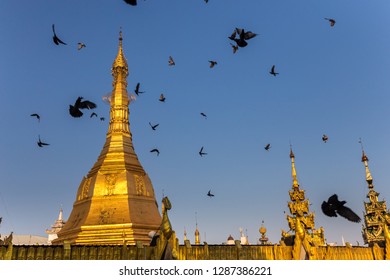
[1,33,390,260]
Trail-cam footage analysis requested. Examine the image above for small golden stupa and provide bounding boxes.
[53,32,161,245]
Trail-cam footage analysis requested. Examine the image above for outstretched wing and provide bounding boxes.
[337,205,361,223]
[79,100,97,109]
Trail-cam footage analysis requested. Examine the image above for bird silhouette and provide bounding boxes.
[69,97,97,118]
[168,56,175,66]
[30,113,40,122]
[207,190,215,197]
[149,122,159,130]
[100,117,105,121]
[77,42,86,50]
[269,65,279,76]
[200,112,207,119]
[150,148,160,156]
[90,112,98,118]
[321,194,361,223]
[230,43,238,54]
[159,94,166,102]
[209,60,217,68]
[123,0,137,5]
[134,82,145,96]
[322,134,329,143]
[229,28,257,48]
[199,146,207,157]
[264,143,271,151]
[52,24,67,45]
[324,18,336,27]
[37,135,49,147]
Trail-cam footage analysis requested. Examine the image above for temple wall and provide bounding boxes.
[0,244,385,260]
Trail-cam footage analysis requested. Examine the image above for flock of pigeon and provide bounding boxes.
[33,1,362,225]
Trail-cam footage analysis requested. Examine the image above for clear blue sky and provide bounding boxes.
[1,0,390,246]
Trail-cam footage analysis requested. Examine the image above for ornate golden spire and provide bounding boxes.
[361,144,374,188]
[53,31,161,245]
[290,147,299,188]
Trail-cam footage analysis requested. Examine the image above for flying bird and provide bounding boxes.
[230,43,238,54]
[90,112,98,118]
[229,28,257,48]
[123,0,137,5]
[269,65,279,76]
[69,97,97,118]
[134,82,145,96]
[207,190,214,197]
[324,18,336,27]
[322,134,328,143]
[264,144,271,151]
[321,194,361,223]
[150,148,160,156]
[199,146,207,157]
[168,56,175,66]
[204,0,209,3]
[149,122,159,130]
[77,42,86,50]
[37,135,49,147]
[52,24,67,45]
[209,60,217,68]
[159,94,166,102]
[200,112,207,119]
[30,113,40,122]
[100,117,105,121]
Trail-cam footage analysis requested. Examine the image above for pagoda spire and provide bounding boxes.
[53,31,161,245]
[283,146,325,259]
[360,143,390,247]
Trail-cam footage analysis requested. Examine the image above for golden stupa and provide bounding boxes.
[52,32,161,245]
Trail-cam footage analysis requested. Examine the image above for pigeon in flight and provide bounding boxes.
[230,43,238,54]
[69,97,97,118]
[168,56,175,66]
[30,113,40,122]
[123,0,137,5]
[159,94,166,102]
[149,122,159,130]
[322,134,328,143]
[37,135,49,147]
[324,18,336,27]
[52,24,67,45]
[321,194,361,223]
[264,143,271,151]
[134,82,145,96]
[209,60,218,68]
[269,65,279,76]
[199,146,207,157]
[100,117,105,121]
[200,112,207,119]
[207,190,215,197]
[229,28,257,48]
[77,42,86,50]
[90,112,98,118]
[150,148,160,156]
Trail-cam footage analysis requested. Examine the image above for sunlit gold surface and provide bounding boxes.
[52,32,161,245]
[361,151,390,248]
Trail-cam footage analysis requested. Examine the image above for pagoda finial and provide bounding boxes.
[290,145,299,188]
[359,138,373,188]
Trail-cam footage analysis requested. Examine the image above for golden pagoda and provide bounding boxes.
[52,32,161,245]
[281,147,325,259]
[361,149,390,247]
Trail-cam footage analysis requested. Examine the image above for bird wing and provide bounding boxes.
[123,0,137,5]
[336,205,361,223]
[79,100,97,109]
[327,194,339,204]
[321,201,337,217]
[244,31,257,40]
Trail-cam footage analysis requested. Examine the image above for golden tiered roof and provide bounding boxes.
[52,32,161,245]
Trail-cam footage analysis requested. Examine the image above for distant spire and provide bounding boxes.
[195,212,200,244]
[360,139,373,188]
[290,146,299,188]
